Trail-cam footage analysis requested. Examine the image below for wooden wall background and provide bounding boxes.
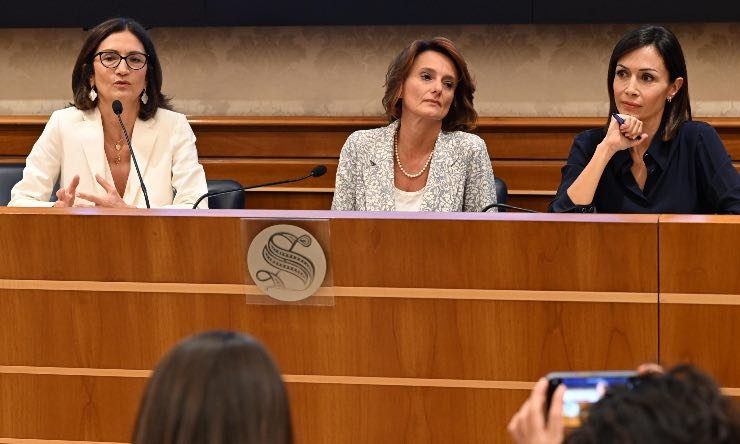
[1,116,739,211]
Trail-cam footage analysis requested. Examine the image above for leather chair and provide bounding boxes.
[0,163,25,206]
[495,176,508,206]
[206,179,245,209]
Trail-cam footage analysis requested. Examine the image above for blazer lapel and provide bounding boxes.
[368,122,397,211]
[80,108,107,194]
[419,131,458,211]
[123,115,158,202]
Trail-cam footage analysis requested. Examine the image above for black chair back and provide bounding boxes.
[206,179,245,209]
[0,163,25,206]
[495,176,508,206]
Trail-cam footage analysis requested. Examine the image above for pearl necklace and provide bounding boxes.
[394,126,434,179]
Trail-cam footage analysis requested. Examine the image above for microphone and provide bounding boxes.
[192,164,327,209]
[112,100,150,208]
[481,202,539,213]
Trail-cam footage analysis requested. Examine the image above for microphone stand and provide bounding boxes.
[192,168,326,209]
[112,100,150,208]
[481,202,539,213]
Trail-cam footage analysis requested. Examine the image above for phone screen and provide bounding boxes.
[546,371,638,428]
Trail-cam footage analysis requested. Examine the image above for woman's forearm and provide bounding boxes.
[566,143,615,205]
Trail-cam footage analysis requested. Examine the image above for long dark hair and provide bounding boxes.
[606,25,691,141]
[382,37,478,132]
[132,331,293,444]
[71,17,171,120]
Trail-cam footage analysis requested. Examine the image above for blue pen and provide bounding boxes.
[612,113,642,140]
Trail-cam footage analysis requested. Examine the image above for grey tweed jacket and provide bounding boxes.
[331,120,497,212]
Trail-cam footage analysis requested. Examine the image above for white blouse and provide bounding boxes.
[394,186,426,211]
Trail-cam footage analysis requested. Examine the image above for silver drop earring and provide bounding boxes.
[89,86,97,102]
[141,89,148,105]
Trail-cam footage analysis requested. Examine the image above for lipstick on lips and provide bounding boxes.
[620,101,641,112]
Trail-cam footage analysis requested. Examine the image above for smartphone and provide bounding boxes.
[545,371,639,427]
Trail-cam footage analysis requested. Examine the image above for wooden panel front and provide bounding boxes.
[659,215,740,295]
[0,373,529,444]
[0,373,144,442]
[0,210,245,283]
[201,159,339,189]
[659,215,740,387]
[329,214,658,292]
[659,304,740,387]
[0,291,655,379]
[0,210,659,443]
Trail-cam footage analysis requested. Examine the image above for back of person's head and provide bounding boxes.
[565,364,740,444]
[606,24,691,141]
[132,330,293,444]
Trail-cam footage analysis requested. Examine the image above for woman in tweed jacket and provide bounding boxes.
[331,37,497,212]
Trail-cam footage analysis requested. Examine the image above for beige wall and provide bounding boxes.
[1,22,738,117]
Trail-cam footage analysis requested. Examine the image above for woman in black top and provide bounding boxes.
[549,25,740,214]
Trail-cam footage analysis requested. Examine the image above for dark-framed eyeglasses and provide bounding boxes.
[93,51,148,70]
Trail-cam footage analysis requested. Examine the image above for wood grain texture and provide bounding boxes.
[286,383,530,444]
[0,210,662,443]
[660,304,740,387]
[0,373,529,444]
[0,374,144,442]
[658,215,740,388]
[659,215,740,295]
[0,211,245,283]
[328,214,659,292]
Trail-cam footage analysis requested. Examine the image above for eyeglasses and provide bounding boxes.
[93,51,148,70]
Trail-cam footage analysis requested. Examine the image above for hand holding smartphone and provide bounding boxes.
[545,371,639,427]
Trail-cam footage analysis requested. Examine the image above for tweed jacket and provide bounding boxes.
[9,106,208,208]
[331,120,497,212]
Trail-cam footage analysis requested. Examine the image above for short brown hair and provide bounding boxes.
[71,17,171,120]
[132,331,293,444]
[382,37,478,132]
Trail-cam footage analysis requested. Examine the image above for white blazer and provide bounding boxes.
[9,106,208,208]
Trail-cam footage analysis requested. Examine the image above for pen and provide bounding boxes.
[612,113,642,140]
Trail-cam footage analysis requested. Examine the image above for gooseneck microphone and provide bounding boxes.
[481,202,539,213]
[192,164,328,209]
[112,100,150,208]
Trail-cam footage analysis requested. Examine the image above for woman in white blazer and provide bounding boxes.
[331,37,497,212]
[9,18,207,208]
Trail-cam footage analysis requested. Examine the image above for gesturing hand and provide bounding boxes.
[508,377,566,444]
[76,174,135,208]
[53,175,80,207]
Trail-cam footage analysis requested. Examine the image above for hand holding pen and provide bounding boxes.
[611,113,645,141]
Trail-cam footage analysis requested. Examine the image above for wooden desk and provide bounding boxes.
[659,215,740,392]
[0,210,659,443]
